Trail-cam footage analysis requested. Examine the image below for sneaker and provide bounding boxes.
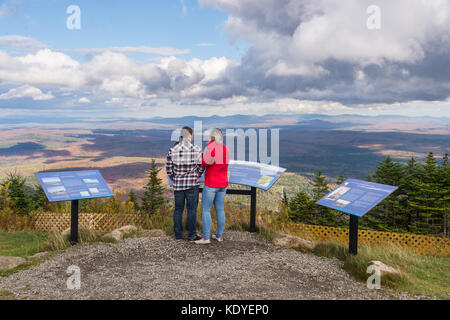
[194,238,211,244]
[188,235,202,241]
[211,234,223,242]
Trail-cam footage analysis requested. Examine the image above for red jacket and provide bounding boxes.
[202,141,230,188]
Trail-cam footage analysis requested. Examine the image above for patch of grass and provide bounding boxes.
[43,229,120,252]
[0,231,51,258]
[0,229,124,277]
[0,260,40,277]
[312,242,450,299]
[257,226,277,242]
[0,289,16,300]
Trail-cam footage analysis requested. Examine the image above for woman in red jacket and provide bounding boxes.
[195,128,230,244]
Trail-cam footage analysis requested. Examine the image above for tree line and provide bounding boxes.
[0,159,165,216]
[1,153,449,237]
[287,152,449,237]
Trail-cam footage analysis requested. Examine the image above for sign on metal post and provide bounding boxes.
[36,170,113,202]
[316,179,398,255]
[36,170,114,245]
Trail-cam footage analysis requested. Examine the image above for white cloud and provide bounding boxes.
[202,0,450,65]
[78,97,91,104]
[0,35,47,51]
[0,85,54,101]
[0,49,85,88]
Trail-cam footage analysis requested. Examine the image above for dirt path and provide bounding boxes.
[0,231,404,300]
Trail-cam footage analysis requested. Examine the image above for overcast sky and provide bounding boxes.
[0,0,449,120]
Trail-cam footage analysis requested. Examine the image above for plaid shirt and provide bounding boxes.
[165,139,205,191]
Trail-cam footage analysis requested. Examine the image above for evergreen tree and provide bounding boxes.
[0,171,33,215]
[311,170,329,200]
[336,170,345,185]
[399,157,420,233]
[288,191,315,224]
[437,153,450,236]
[281,187,288,206]
[310,170,342,226]
[141,159,165,214]
[362,156,403,231]
[127,190,139,213]
[32,184,50,212]
[408,153,443,234]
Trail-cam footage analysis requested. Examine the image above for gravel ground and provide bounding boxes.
[0,231,411,300]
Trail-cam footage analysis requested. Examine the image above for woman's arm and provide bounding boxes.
[202,141,216,167]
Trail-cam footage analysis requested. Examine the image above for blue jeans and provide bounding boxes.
[173,186,199,239]
[201,185,226,239]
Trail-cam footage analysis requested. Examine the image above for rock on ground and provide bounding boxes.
[0,231,411,300]
[273,233,316,251]
[0,256,26,271]
[370,261,402,276]
[28,252,50,260]
[61,228,70,238]
[103,225,138,241]
[103,230,122,241]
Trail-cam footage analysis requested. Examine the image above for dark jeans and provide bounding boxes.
[173,186,199,239]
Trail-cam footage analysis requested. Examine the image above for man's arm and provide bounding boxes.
[165,148,174,179]
[194,146,206,176]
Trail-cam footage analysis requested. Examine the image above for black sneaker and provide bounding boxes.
[188,235,202,241]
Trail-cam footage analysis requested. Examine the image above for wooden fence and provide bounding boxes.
[32,212,147,232]
[32,212,449,256]
[288,222,449,257]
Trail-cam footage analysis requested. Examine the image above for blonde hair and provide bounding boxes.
[210,128,223,145]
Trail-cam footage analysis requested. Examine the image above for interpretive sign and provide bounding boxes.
[36,170,113,202]
[226,160,286,190]
[36,170,113,245]
[316,179,398,255]
[316,179,398,217]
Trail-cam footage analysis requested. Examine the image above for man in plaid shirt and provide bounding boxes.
[166,126,204,241]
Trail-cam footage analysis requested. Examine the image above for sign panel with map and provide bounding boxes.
[195,160,285,190]
[36,170,114,202]
[316,179,398,216]
[225,160,286,190]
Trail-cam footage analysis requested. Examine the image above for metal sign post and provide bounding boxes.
[200,186,258,233]
[349,215,359,255]
[70,200,79,245]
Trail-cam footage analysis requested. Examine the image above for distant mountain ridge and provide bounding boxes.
[1,113,449,134]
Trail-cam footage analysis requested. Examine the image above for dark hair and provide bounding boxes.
[182,126,193,135]
[176,126,193,144]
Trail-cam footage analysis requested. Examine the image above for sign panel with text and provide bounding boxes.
[316,179,397,216]
[225,160,286,190]
[36,170,114,202]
